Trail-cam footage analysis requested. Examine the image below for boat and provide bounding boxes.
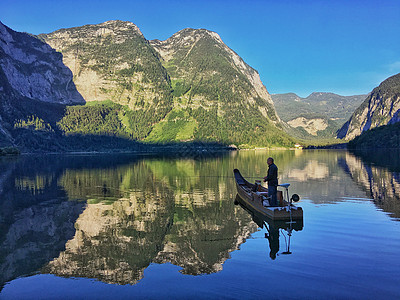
[233,169,303,220]
[235,194,303,259]
[234,194,303,230]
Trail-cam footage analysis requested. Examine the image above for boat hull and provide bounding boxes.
[234,169,303,220]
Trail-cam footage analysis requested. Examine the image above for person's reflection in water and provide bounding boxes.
[265,223,279,260]
[249,211,280,260]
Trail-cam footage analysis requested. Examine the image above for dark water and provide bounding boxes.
[0,150,399,299]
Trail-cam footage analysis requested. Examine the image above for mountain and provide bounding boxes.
[272,92,366,140]
[0,21,84,147]
[0,21,295,151]
[0,22,84,105]
[348,121,400,149]
[39,20,173,140]
[39,21,172,109]
[148,28,287,145]
[338,73,400,140]
[150,28,278,121]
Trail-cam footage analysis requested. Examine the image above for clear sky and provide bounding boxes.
[2,0,400,97]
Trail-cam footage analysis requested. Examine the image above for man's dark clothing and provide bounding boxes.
[265,163,278,187]
[265,163,278,206]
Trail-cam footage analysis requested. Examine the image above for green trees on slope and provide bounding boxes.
[52,100,294,148]
[349,122,400,149]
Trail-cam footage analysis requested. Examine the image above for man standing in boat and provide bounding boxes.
[263,157,278,206]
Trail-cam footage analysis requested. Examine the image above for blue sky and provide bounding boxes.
[2,0,400,97]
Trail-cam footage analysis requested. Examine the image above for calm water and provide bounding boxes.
[0,150,399,299]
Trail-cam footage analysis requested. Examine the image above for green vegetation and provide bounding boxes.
[374,73,400,95]
[348,122,400,149]
[14,115,53,132]
[56,101,294,147]
[146,109,197,142]
[59,104,127,137]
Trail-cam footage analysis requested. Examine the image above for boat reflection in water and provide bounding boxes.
[234,194,303,259]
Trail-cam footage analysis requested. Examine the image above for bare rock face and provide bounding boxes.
[287,117,328,136]
[338,73,400,140]
[0,22,84,105]
[40,20,171,109]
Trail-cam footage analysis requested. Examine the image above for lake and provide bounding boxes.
[0,149,399,299]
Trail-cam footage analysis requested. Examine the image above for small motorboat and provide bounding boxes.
[234,194,303,258]
[233,169,303,220]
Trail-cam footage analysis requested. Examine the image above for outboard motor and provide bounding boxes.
[291,194,300,202]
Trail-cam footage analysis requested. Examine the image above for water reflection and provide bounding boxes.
[1,149,399,290]
[339,151,400,219]
[0,154,258,286]
[287,160,329,181]
[0,157,86,289]
[235,195,303,260]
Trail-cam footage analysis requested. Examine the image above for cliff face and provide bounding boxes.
[0,22,84,105]
[40,20,172,110]
[337,73,400,140]
[0,21,84,147]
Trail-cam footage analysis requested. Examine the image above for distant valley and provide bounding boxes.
[272,92,366,140]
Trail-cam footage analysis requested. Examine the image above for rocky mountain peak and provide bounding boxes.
[173,28,223,43]
[150,26,276,117]
[41,20,143,47]
[0,21,84,105]
[93,20,143,37]
[41,20,170,107]
[150,28,223,61]
[1,21,295,149]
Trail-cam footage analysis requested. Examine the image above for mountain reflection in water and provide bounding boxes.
[0,149,399,298]
[0,154,257,287]
[339,150,400,219]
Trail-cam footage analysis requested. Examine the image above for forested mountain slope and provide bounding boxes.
[338,73,400,140]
